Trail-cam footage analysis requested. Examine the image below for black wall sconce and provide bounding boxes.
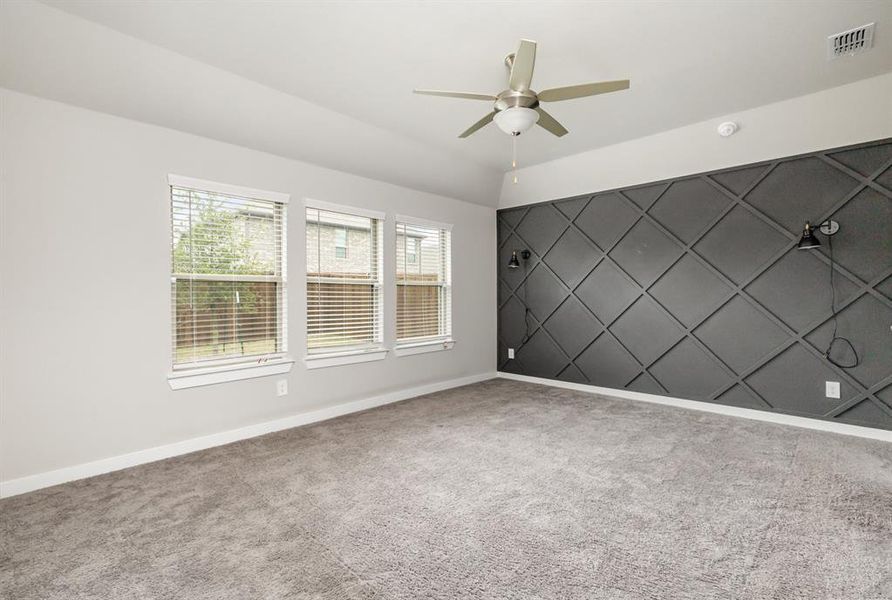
[797,220,839,250]
[794,218,859,368]
[507,249,531,269]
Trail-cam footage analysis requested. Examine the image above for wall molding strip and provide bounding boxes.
[498,372,892,443]
[0,371,497,499]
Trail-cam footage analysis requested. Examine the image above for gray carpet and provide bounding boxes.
[2,378,891,599]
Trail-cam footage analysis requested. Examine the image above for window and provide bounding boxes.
[168,175,290,388]
[334,228,348,259]
[306,203,384,366]
[396,217,452,353]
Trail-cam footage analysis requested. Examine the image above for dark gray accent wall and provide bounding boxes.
[497,138,892,430]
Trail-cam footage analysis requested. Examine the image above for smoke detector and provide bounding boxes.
[717,122,738,137]
[828,23,875,60]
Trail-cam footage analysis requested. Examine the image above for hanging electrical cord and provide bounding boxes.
[520,307,534,346]
[519,261,533,347]
[824,234,859,369]
[506,248,534,349]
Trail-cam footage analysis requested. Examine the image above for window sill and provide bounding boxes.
[168,357,294,390]
[394,339,455,357]
[304,347,388,369]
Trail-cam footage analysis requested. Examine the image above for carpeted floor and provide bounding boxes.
[2,378,892,599]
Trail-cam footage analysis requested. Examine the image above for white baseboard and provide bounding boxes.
[0,371,496,499]
[498,372,892,443]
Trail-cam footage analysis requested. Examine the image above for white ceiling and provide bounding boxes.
[4,1,892,206]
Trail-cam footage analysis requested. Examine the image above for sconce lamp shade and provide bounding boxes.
[507,249,530,269]
[507,250,521,269]
[797,222,821,250]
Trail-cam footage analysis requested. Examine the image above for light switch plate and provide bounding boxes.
[508,348,515,359]
[276,379,288,397]
[825,381,840,399]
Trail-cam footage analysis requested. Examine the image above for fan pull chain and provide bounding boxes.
[512,135,518,184]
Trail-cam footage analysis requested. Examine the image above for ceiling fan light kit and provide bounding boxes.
[494,107,540,136]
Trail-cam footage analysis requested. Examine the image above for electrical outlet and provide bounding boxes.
[825,381,840,399]
[276,379,288,397]
[508,348,515,359]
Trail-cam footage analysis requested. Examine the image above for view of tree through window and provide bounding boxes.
[171,187,285,366]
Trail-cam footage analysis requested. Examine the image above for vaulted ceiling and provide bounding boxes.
[3,0,891,206]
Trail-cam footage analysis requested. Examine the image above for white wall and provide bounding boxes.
[499,72,892,208]
[0,89,496,484]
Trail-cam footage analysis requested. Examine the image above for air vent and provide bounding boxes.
[827,23,875,60]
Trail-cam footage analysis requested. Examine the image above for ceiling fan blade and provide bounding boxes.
[508,39,537,92]
[535,107,568,137]
[538,80,630,102]
[414,89,497,101]
[459,112,496,138]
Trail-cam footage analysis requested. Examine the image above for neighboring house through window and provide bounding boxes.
[396,217,452,352]
[305,202,384,367]
[334,227,348,258]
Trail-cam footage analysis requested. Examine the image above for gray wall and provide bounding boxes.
[498,138,892,430]
[1,89,496,484]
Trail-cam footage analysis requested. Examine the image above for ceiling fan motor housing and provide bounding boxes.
[494,89,539,112]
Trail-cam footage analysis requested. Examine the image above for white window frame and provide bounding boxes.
[394,215,454,357]
[167,174,293,389]
[303,199,387,369]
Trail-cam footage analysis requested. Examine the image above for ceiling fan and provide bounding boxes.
[414,39,630,139]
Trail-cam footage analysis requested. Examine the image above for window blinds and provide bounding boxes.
[396,220,452,343]
[171,185,286,368]
[306,207,383,352]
